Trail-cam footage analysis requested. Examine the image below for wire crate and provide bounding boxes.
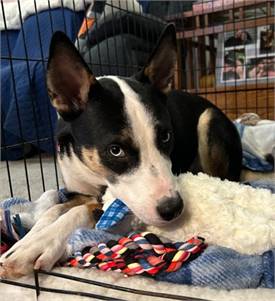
[0,0,274,300]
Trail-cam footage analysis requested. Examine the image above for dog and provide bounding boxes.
[0,24,242,278]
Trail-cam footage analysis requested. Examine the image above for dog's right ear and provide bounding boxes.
[47,31,96,120]
[141,24,177,94]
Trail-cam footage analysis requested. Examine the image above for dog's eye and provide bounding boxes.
[108,144,125,158]
[160,130,171,144]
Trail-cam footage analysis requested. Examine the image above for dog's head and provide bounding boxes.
[47,24,184,226]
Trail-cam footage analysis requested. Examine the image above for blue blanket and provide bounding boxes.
[1,8,83,160]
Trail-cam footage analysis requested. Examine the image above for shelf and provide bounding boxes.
[176,16,275,38]
[165,0,273,20]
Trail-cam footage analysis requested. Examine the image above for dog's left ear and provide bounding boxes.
[142,24,177,94]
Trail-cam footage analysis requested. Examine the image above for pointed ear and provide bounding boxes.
[143,24,177,94]
[47,31,96,120]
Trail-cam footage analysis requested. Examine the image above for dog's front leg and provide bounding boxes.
[0,200,101,279]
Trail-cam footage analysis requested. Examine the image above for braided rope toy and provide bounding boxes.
[66,232,207,277]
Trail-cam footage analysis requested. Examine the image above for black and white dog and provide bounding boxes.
[0,25,242,278]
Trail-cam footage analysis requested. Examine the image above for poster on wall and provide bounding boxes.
[216,25,275,86]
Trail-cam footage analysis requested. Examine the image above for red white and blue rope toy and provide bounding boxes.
[68,199,207,277]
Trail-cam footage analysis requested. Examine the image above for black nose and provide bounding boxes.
[157,192,184,221]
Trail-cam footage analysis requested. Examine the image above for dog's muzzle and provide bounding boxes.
[157,192,184,221]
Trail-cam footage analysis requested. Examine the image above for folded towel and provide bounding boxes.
[234,121,275,172]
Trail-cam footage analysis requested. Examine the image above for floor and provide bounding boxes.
[0,155,63,201]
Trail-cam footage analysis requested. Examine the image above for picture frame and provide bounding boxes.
[216,25,275,86]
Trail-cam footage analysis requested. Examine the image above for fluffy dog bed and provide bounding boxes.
[149,172,275,255]
[1,173,275,300]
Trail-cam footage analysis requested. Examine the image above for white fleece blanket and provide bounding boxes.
[149,172,275,255]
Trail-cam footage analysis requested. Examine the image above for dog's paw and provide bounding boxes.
[0,232,64,279]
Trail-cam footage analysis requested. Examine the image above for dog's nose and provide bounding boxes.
[157,192,184,221]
